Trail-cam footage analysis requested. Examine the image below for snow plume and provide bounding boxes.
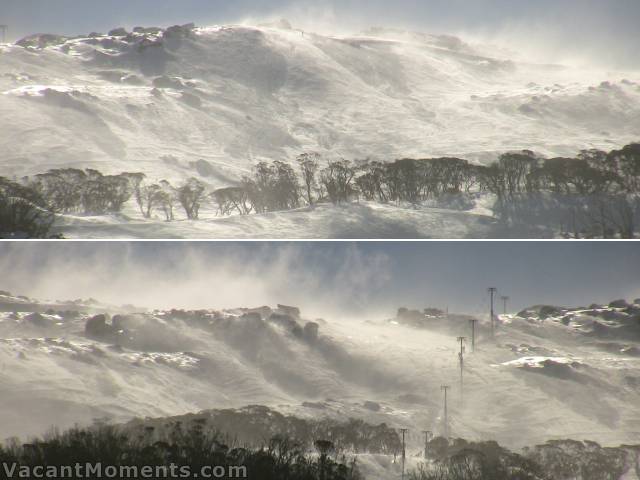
[243,0,640,70]
[4,0,640,69]
[239,3,359,37]
[0,243,391,317]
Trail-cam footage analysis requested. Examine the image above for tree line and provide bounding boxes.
[0,169,208,237]
[0,418,362,480]
[141,406,402,457]
[2,414,636,480]
[411,436,634,480]
[2,143,639,237]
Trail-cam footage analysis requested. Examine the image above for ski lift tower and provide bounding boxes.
[0,25,7,44]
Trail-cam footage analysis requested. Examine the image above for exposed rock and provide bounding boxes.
[522,359,585,381]
[108,28,128,37]
[303,322,319,342]
[133,26,163,35]
[240,312,262,323]
[24,312,49,327]
[164,24,196,39]
[517,305,563,319]
[16,34,68,49]
[609,299,629,309]
[600,310,622,321]
[153,76,185,89]
[85,314,115,340]
[268,313,302,337]
[112,314,134,331]
[277,304,301,319]
[137,37,164,51]
[247,306,272,319]
[363,401,381,412]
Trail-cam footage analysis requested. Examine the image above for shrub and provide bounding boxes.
[0,178,56,238]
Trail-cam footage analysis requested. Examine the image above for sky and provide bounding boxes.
[0,242,638,318]
[1,0,639,67]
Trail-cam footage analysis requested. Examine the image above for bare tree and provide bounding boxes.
[33,168,87,213]
[212,186,253,216]
[320,160,356,204]
[136,183,162,219]
[156,180,176,221]
[297,153,320,205]
[178,178,206,219]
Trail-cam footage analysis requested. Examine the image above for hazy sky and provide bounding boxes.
[0,242,638,318]
[1,0,638,67]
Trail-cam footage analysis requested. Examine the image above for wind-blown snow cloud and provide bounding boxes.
[0,243,392,317]
[0,242,638,317]
[1,0,638,67]
[266,0,640,68]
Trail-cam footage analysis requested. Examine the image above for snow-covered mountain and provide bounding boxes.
[2,23,639,238]
[1,22,639,183]
[1,289,639,467]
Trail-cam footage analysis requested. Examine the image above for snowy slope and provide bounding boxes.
[1,292,639,467]
[1,23,639,184]
[2,23,639,238]
[52,199,540,239]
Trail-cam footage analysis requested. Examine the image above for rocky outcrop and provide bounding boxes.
[16,34,68,49]
[133,27,163,35]
[276,304,301,319]
[268,313,303,337]
[303,322,319,342]
[164,24,196,39]
[24,312,50,328]
[517,305,563,320]
[609,299,630,309]
[85,314,116,340]
[246,306,273,319]
[153,76,186,89]
[108,28,128,37]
